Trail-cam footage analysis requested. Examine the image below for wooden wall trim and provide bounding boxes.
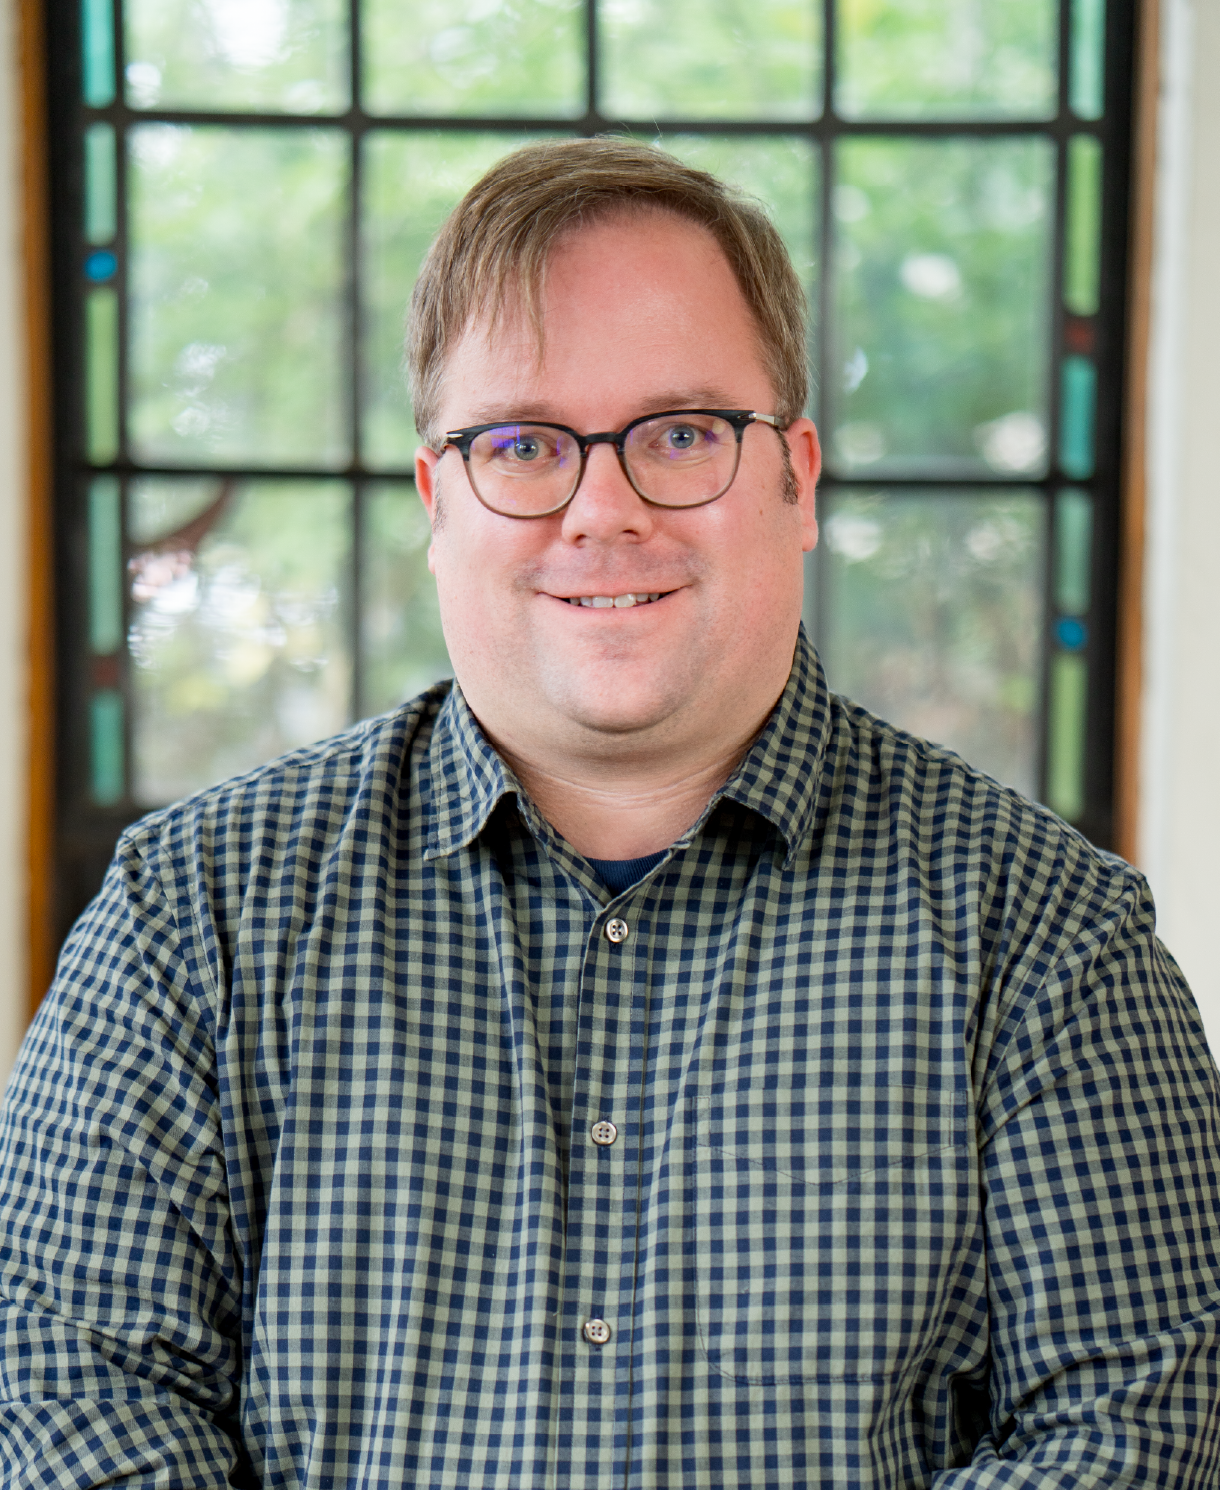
[18,0,56,1018]
[1114,0,1160,865]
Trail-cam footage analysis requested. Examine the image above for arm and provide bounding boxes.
[0,834,250,1488]
[936,869,1220,1486]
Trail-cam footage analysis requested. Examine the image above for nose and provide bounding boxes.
[559,441,656,544]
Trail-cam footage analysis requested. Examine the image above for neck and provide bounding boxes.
[487,705,775,860]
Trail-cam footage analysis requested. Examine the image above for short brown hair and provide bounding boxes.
[406,137,808,449]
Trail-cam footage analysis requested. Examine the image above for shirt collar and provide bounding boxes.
[423,625,833,864]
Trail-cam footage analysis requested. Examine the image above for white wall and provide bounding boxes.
[1141,0,1220,1055]
[0,0,27,1083]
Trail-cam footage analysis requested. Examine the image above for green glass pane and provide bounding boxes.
[86,286,119,464]
[1064,135,1102,316]
[830,136,1054,477]
[815,488,1046,798]
[85,124,117,244]
[601,0,821,122]
[1059,355,1096,478]
[128,477,352,804]
[360,483,451,716]
[362,0,583,118]
[361,131,554,470]
[124,0,348,113]
[1047,652,1087,819]
[128,124,349,468]
[90,689,125,805]
[1055,488,1092,616]
[836,0,1057,120]
[1070,0,1106,119]
[88,475,123,653]
[82,0,116,107]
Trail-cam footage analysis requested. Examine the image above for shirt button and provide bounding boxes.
[590,1120,618,1146]
[605,918,629,944]
[582,1318,612,1345]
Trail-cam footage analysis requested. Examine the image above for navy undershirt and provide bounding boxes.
[585,850,667,896]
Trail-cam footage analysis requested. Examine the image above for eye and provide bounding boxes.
[511,435,541,461]
[666,424,700,451]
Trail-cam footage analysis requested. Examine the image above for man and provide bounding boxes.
[0,138,1218,1488]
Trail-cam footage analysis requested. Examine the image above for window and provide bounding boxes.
[48,0,1136,942]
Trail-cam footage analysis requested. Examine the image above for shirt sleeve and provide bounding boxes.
[0,832,248,1488]
[934,865,1220,1487]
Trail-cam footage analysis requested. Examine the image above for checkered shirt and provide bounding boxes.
[1,630,1219,1489]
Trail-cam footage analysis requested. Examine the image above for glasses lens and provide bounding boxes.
[467,425,580,516]
[623,413,740,506]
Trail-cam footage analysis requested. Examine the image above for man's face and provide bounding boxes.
[415,210,820,761]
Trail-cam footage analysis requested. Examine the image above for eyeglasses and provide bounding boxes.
[441,408,784,519]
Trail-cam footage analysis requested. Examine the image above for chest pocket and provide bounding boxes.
[689,1082,975,1384]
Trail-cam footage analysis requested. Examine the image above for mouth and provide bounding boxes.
[560,590,673,609]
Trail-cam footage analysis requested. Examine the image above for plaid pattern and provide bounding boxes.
[0,630,1218,1488]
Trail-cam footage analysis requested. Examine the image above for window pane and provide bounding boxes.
[829,136,1054,477]
[128,125,350,469]
[84,123,117,245]
[86,287,120,463]
[601,0,822,121]
[361,131,552,469]
[836,0,1057,120]
[1059,354,1096,478]
[1054,488,1092,615]
[82,0,116,107]
[1047,652,1087,818]
[128,477,352,804]
[362,0,584,118]
[1070,0,1106,119]
[360,483,450,716]
[124,0,349,113]
[88,476,123,654]
[1064,135,1102,316]
[814,488,1045,797]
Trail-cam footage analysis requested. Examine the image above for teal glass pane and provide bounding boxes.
[361,131,552,469]
[88,475,123,653]
[124,0,348,113]
[128,125,349,468]
[360,483,451,716]
[86,286,119,464]
[814,488,1045,798]
[601,0,822,122]
[830,136,1054,476]
[836,0,1057,120]
[128,477,353,804]
[1064,135,1102,316]
[1059,355,1096,478]
[90,689,125,805]
[1055,488,1092,615]
[84,123,117,244]
[363,0,583,118]
[1047,652,1088,819]
[82,0,116,107]
[1070,0,1106,119]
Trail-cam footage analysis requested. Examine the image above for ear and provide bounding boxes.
[785,417,821,552]
[415,445,442,574]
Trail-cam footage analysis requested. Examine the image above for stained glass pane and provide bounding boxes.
[829,137,1054,476]
[84,124,117,245]
[1055,488,1092,615]
[1064,135,1102,316]
[362,0,583,118]
[601,0,821,122]
[88,476,123,654]
[86,287,119,464]
[90,690,125,805]
[128,124,349,469]
[128,478,353,804]
[814,488,1045,797]
[360,483,450,716]
[1059,355,1096,478]
[361,131,550,469]
[124,0,349,113]
[1070,0,1106,119]
[81,0,116,107]
[1047,652,1087,818]
[836,0,1058,120]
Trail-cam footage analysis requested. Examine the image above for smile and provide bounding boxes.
[564,592,668,608]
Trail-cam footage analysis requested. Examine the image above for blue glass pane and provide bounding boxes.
[88,475,123,653]
[85,249,117,281]
[1054,487,1092,614]
[90,689,125,805]
[1047,653,1087,819]
[82,0,116,107]
[85,123,117,244]
[1059,355,1096,479]
[1070,0,1106,119]
[1054,616,1088,650]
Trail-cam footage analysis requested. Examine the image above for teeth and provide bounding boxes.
[567,592,664,608]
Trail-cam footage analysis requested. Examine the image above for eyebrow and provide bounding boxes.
[456,389,748,429]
